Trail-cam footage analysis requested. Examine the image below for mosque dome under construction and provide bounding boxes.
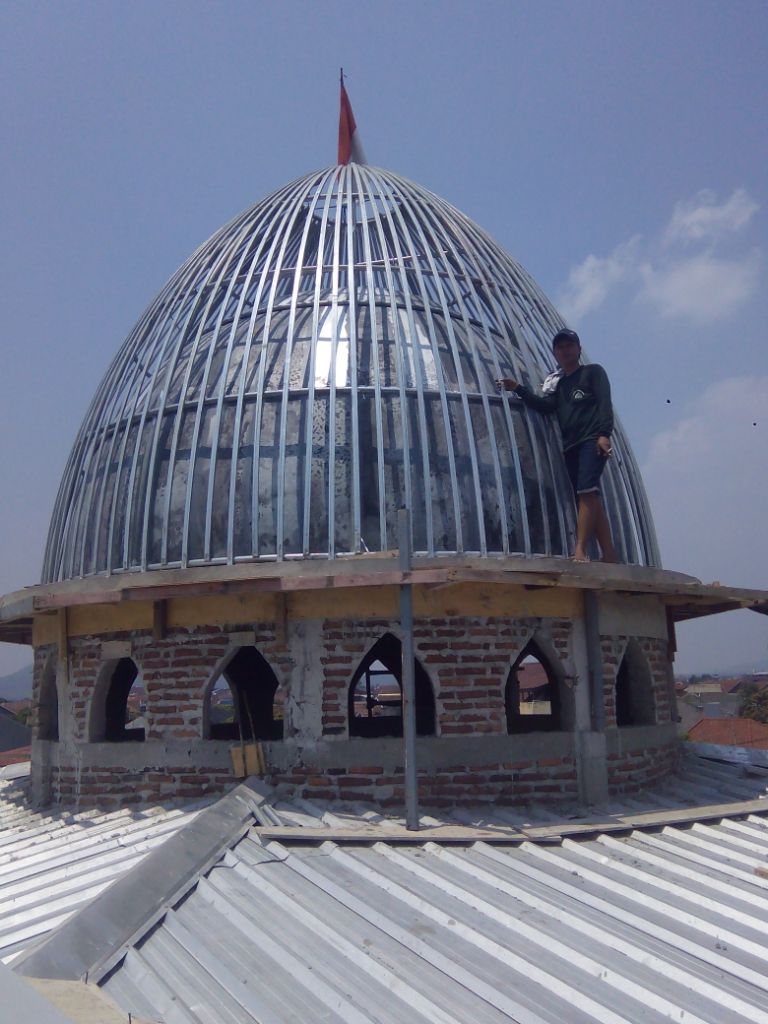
[42,164,659,584]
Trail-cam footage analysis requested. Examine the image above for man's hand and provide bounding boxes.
[496,378,519,392]
[597,436,613,457]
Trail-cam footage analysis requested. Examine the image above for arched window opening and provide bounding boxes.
[37,655,59,741]
[348,633,435,738]
[207,646,283,741]
[506,641,562,733]
[104,658,145,742]
[615,640,656,727]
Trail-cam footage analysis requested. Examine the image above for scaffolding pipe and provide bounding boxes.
[398,507,419,829]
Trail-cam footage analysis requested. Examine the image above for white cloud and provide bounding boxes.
[639,249,761,323]
[558,187,761,326]
[643,375,768,589]
[642,376,768,674]
[663,188,759,247]
[557,236,640,321]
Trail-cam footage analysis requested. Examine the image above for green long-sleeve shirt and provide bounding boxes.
[514,364,613,451]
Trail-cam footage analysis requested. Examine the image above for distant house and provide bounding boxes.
[0,745,31,767]
[687,717,768,750]
[0,699,32,718]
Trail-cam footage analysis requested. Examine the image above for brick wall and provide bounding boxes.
[262,755,579,808]
[53,763,233,809]
[33,614,678,808]
[600,634,675,728]
[607,739,681,795]
[65,624,293,742]
[321,615,573,738]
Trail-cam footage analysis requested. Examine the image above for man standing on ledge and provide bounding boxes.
[497,328,618,563]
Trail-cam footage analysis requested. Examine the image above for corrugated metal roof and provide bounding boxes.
[0,771,211,964]
[99,810,768,1024]
[9,755,768,1022]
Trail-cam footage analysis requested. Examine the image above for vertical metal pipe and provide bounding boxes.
[398,507,419,830]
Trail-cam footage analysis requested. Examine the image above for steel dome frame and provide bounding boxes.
[42,165,659,582]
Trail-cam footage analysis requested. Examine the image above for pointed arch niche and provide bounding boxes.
[348,633,436,738]
[205,646,284,741]
[37,653,59,741]
[615,639,656,727]
[505,638,570,734]
[89,657,145,742]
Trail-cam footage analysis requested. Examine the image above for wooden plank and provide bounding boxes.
[254,799,768,847]
[32,614,58,648]
[67,602,152,637]
[254,825,527,844]
[168,592,278,629]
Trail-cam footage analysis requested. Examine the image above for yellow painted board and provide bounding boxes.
[68,603,153,636]
[31,579,582,644]
[168,592,280,628]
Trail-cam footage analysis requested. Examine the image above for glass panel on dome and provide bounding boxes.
[314,306,350,388]
[381,395,405,550]
[308,394,329,554]
[489,404,521,552]
[406,394,428,553]
[147,413,174,565]
[282,398,306,555]
[224,317,252,397]
[377,305,399,388]
[187,405,215,562]
[287,305,314,390]
[395,307,418,389]
[424,396,456,552]
[447,396,480,552]
[210,402,235,559]
[109,422,134,568]
[232,400,256,558]
[334,396,354,553]
[469,399,503,553]
[429,313,460,392]
[256,397,279,556]
[203,331,228,401]
[166,407,195,563]
[242,328,265,396]
[453,321,482,394]
[81,433,111,575]
[357,392,381,552]
[127,417,156,568]
[355,301,374,387]
[515,416,547,555]
[96,428,122,572]
[263,310,289,392]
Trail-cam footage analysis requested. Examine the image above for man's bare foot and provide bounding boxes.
[572,551,590,563]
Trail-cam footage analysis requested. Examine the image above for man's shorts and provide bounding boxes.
[564,439,608,495]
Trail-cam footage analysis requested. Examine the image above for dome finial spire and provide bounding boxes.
[338,68,366,165]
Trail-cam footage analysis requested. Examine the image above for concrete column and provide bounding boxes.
[284,619,324,741]
[571,612,608,806]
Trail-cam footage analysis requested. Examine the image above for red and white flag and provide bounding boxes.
[338,70,366,165]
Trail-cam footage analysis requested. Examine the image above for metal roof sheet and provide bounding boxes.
[9,755,768,1023]
[99,810,768,1024]
[0,772,210,965]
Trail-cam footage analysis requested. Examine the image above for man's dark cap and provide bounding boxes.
[552,328,581,351]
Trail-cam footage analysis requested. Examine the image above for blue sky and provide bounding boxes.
[1,0,766,675]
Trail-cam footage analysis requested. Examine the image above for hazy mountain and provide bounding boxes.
[719,657,768,676]
[0,664,33,701]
